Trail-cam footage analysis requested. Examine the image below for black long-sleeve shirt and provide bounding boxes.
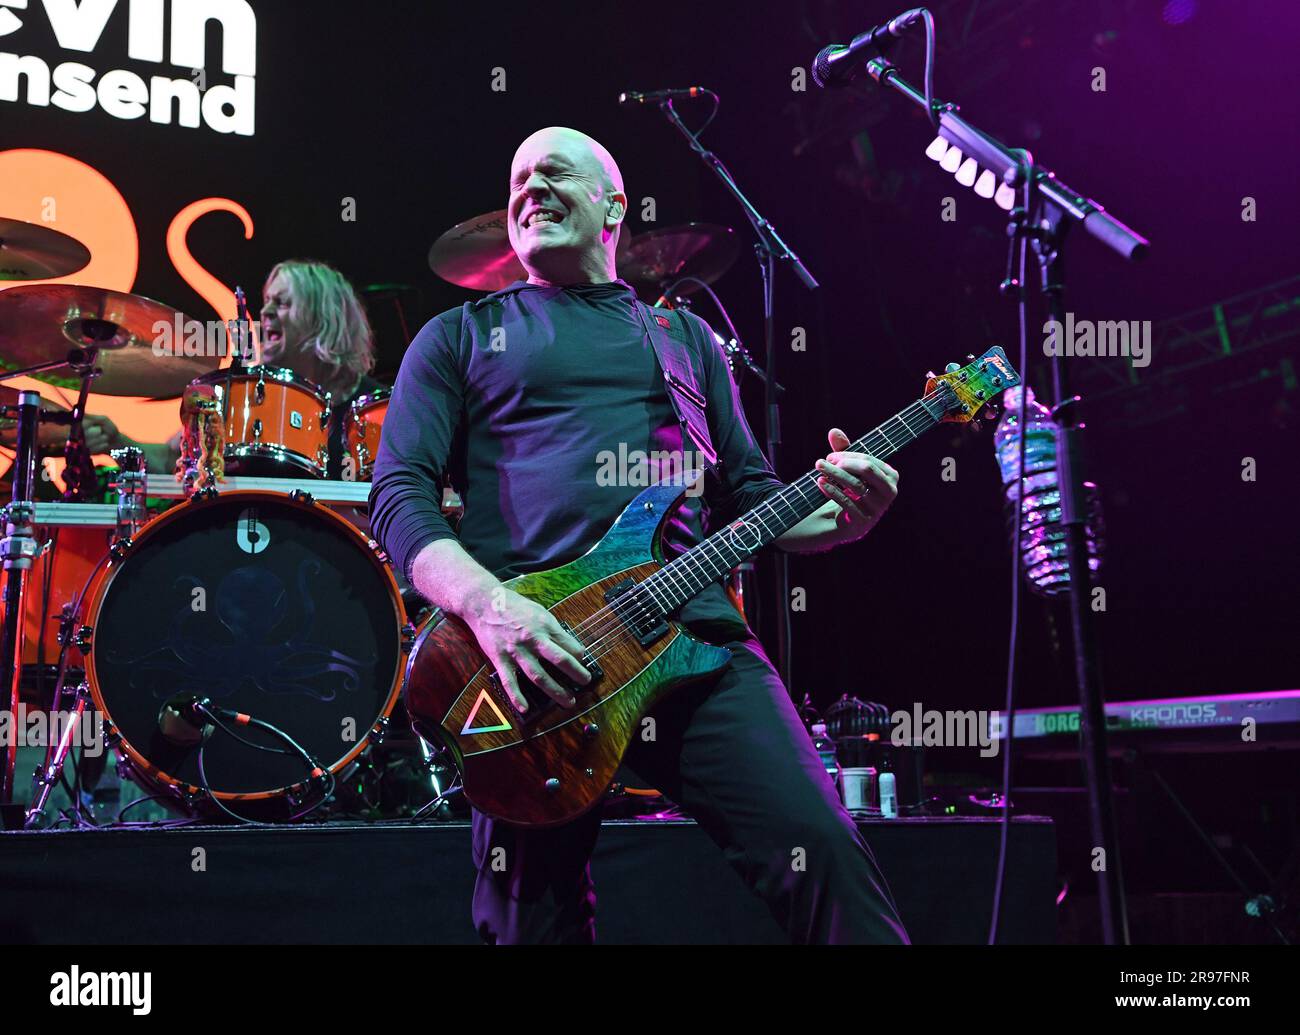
[368,279,784,630]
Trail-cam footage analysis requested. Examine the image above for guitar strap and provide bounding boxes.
[631,300,720,474]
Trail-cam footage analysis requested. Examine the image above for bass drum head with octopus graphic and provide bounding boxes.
[84,492,404,803]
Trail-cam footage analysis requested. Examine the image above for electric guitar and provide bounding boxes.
[404,347,1020,826]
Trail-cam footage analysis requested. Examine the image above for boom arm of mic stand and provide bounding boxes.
[863,57,1150,262]
[654,100,820,290]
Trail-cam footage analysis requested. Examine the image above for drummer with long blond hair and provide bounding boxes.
[123,258,384,477]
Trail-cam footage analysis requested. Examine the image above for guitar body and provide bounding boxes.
[403,479,732,827]
[401,346,1020,828]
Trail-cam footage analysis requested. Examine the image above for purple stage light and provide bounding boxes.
[1162,0,1197,26]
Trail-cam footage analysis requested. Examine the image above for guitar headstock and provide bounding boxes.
[924,346,1021,424]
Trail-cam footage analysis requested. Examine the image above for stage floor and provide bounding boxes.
[0,816,1057,944]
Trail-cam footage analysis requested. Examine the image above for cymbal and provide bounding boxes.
[428,208,633,292]
[618,223,740,298]
[0,218,92,281]
[428,210,523,291]
[0,284,220,397]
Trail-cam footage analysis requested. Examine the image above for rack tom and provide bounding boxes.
[194,366,331,478]
[342,387,390,481]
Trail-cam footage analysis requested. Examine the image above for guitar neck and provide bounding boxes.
[643,393,947,615]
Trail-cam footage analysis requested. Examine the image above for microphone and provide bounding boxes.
[158,694,209,746]
[618,87,706,105]
[811,8,925,89]
[158,694,248,745]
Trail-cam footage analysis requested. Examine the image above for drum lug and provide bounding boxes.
[317,446,329,471]
[289,488,316,506]
[370,714,390,746]
[193,485,220,502]
[319,391,333,423]
[108,537,133,560]
[72,624,93,652]
[401,622,416,653]
[368,538,390,564]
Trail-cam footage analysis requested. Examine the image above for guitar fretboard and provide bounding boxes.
[633,387,954,617]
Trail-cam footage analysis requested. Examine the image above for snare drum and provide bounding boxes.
[342,387,390,481]
[193,366,331,478]
[78,490,406,817]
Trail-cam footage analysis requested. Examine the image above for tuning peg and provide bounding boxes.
[944,362,961,373]
[926,369,937,379]
[966,353,975,360]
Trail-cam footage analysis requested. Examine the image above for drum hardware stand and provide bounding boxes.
[24,679,94,828]
[231,286,254,372]
[401,735,460,821]
[110,446,148,539]
[1,390,45,825]
[26,451,136,827]
[652,94,817,696]
[0,354,105,820]
[855,50,1149,945]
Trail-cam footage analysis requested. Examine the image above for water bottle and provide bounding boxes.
[993,385,1104,595]
[810,722,840,788]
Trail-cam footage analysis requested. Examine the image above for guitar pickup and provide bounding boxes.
[603,579,669,648]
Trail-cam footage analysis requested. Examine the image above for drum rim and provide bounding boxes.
[191,364,329,403]
[349,386,392,414]
[80,490,406,803]
[225,442,327,478]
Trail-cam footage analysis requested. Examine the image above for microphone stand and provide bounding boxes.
[857,53,1148,945]
[653,96,818,696]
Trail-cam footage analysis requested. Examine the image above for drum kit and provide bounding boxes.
[1,206,744,828]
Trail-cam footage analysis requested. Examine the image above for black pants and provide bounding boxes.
[470,630,910,944]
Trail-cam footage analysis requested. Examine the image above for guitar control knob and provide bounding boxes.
[544,778,560,793]
[583,722,599,738]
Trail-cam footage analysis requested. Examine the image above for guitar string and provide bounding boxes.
[559,386,960,661]
[566,391,950,656]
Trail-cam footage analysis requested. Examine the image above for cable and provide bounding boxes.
[988,153,1034,945]
[191,701,336,824]
[919,8,938,129]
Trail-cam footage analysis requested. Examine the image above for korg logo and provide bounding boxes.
[0,0,257,135]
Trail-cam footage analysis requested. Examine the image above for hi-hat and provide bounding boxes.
[0,284,220,397]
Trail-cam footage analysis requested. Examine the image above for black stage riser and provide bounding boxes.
[0,818,1056,944]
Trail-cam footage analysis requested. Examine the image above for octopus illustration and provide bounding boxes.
[106,559,374,702]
